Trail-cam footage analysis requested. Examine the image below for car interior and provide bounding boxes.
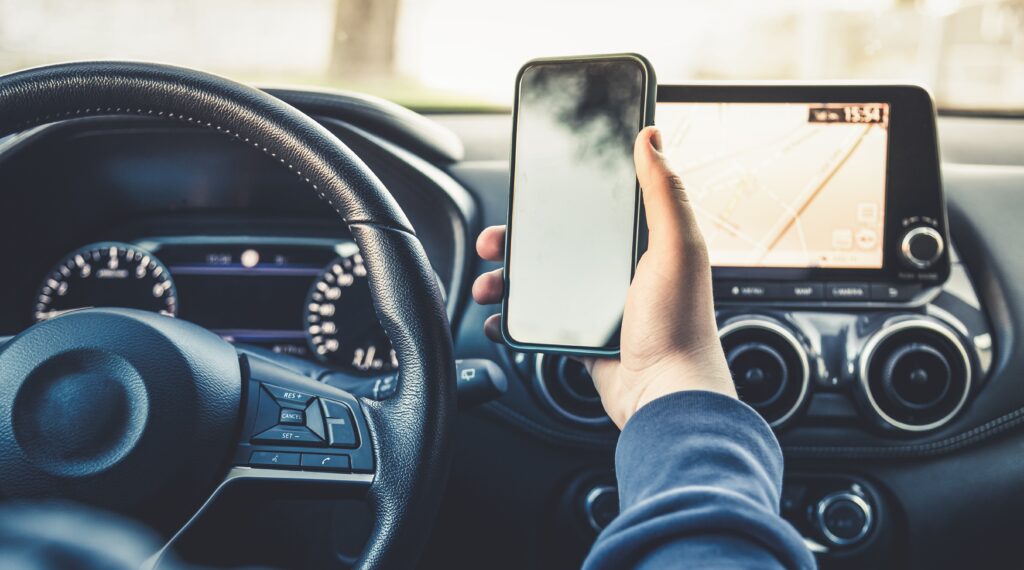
[1,1,1023,569]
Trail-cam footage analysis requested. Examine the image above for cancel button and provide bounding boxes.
[826,283,870,301]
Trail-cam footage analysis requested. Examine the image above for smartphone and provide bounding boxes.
[502,53,656,356]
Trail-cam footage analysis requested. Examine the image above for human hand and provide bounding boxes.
[473,126,736,429]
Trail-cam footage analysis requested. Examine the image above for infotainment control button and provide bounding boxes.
[714,282,771,300]
[777,283,824,300]
[826,283,870,301]
[870,283,922,302]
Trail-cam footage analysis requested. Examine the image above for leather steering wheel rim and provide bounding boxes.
[0,61,456,569]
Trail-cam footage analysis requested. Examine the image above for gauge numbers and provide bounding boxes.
[305,252,398,374]
[35,242,177,322]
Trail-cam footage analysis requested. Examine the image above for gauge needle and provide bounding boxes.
[37,306,95,320]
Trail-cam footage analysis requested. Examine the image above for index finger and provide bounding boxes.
[476,225,506,262]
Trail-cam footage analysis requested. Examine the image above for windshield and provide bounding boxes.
[1,0,1022,112]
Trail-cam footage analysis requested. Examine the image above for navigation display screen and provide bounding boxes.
[657,102,890,269]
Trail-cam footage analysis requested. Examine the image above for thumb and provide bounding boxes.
[633,126,704,253]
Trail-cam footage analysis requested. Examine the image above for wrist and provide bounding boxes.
[627,352,736,426]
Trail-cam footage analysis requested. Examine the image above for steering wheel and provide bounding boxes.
[0,62,456,568]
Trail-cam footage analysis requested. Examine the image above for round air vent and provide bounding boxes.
[859,319,971,432]
[533,354,610,426]
[719,318,810,428]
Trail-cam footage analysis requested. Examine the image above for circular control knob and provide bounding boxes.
[815,491,873,547]
[900,226,944,270]
[584,486,619,532]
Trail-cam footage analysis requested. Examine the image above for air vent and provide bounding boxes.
[859,319,971,432]
[533,354,610,426]
[719,318,810,428]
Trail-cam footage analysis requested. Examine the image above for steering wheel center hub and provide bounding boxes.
[0,309,241,521]
[12,349,149,477]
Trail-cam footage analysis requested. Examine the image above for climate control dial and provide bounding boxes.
[815,491,874,547]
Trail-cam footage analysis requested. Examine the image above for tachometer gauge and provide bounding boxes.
[304,252,398,374]
[34,242,177,322]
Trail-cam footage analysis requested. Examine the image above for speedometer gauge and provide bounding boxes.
[34,242,177,322]
[304,252,398,374]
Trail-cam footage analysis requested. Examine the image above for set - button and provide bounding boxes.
[252,425,321,445]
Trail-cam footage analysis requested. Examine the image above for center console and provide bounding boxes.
[651,84,985,435]
[652,84,991,567]
[515,85,994,569]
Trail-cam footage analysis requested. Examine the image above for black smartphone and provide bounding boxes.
[502,53,656,356]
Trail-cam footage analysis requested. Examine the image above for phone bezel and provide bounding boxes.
[501,53,656,357]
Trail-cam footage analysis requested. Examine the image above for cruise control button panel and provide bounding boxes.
[251,385,327,446]
[234,356,374,474]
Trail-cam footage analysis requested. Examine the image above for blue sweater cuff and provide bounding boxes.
[615,390,784,514]
[584,390,815,569]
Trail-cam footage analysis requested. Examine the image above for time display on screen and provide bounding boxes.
[808,103,888,125]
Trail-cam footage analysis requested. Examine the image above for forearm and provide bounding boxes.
[584,391,816,570]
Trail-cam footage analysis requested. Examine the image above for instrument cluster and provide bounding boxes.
[34,238,403,375]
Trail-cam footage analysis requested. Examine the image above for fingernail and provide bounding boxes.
[650,127,663,151]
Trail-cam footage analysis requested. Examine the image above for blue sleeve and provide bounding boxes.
[583,391,816,570]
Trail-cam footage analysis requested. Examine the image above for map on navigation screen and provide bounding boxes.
[657,102,889,269]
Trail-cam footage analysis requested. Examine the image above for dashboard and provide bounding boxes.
[33,238,401,375]
[0,85,1022,570]
[0,112,470,386]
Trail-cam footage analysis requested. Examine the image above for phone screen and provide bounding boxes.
[505,58,647,351]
